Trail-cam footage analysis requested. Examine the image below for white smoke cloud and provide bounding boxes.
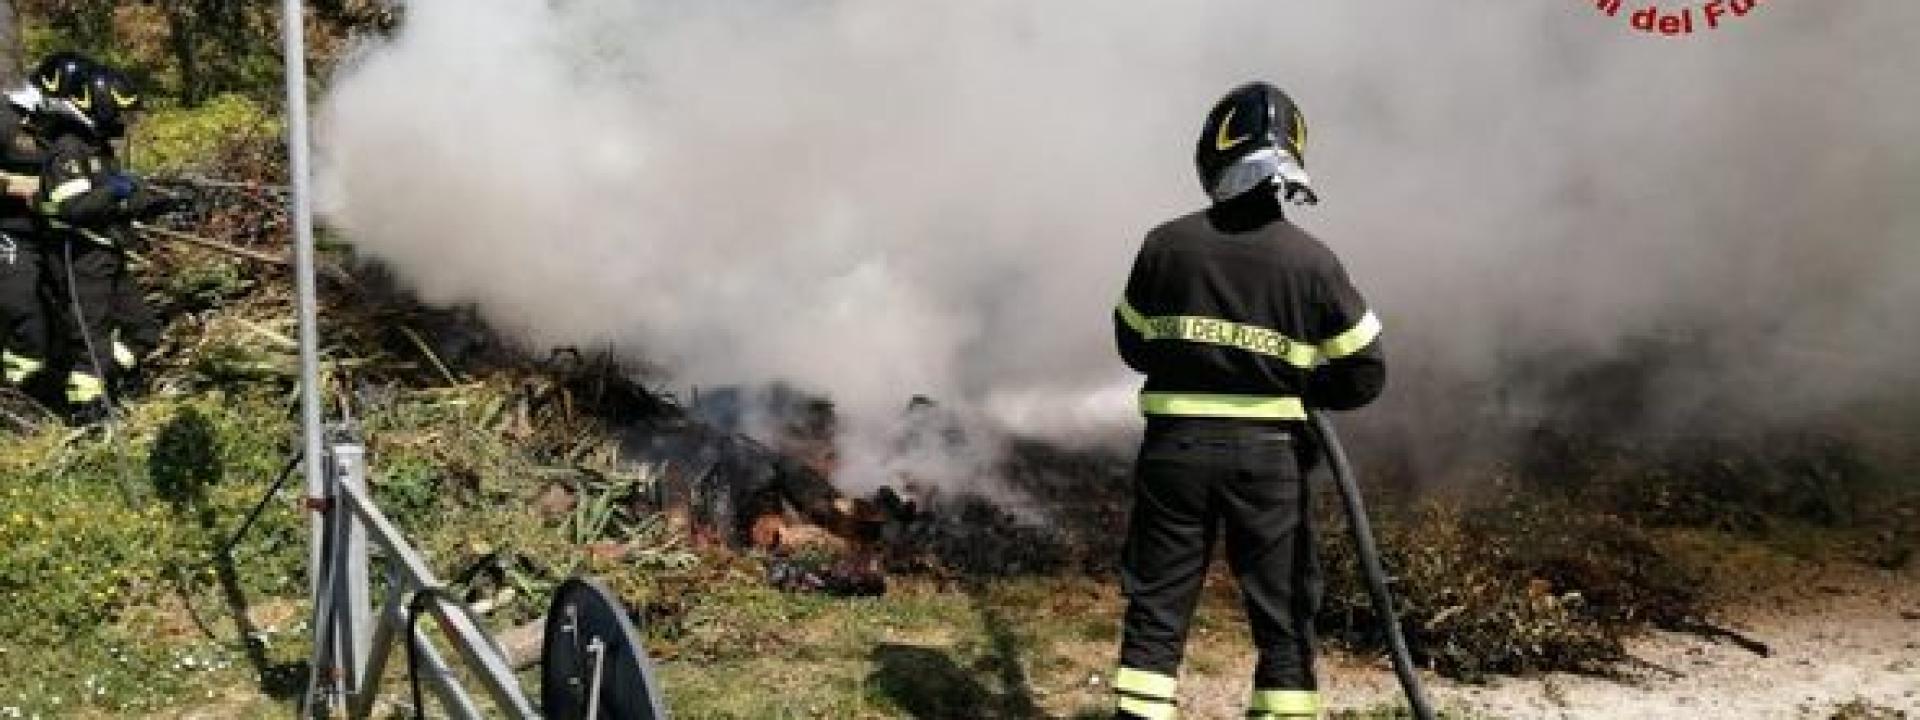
[317,1,1920,488]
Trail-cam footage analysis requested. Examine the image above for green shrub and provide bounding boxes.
[130,94,280,174]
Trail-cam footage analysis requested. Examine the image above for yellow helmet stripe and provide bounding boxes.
[1290,108,1307,155]
[1215,107,1251,152]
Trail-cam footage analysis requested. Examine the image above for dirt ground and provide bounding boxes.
[1295,563,1920,719]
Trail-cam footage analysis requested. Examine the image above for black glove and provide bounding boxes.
[149,191,193,216]
[124,185,192,220]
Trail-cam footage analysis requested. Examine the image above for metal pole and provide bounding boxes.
[329,433,374,699]
[280,0,320,464]
[281,0,332,713]
[1308,411,1436,720]
[281,0,323,543]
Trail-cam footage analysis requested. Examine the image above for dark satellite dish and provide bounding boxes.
[541,577,671,719]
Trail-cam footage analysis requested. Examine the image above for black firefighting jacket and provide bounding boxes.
[1115,194,1385,421]
[37,131,164,248]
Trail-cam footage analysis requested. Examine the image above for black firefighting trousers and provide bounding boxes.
[0,230,53,393]
[1116,418,1322,717]
[49,240,156,406]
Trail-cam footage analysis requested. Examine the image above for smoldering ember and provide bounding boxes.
[0,2,1914,719]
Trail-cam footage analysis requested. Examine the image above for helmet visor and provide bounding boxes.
[1207,146,1313,202]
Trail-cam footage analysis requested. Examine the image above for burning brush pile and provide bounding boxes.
[618,385,1132,597]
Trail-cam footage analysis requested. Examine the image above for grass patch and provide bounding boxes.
[648,574,1118,719]
[0,391,306,715]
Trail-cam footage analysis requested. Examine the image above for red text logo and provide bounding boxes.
[1587,0,1764,37]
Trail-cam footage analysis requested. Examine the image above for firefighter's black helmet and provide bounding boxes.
[31,54,140,138]
[78,67,143,135]
[1195,82,1312,203]
[31,51,96,100]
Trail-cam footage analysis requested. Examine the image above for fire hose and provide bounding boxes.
[1308,410,1435,720]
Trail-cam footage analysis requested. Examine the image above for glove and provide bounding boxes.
[147,192,192,216]
[126,187,192,219]
[105,172,138,201]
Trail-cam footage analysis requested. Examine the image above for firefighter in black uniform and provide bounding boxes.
[1109,83,1386,720]
[1,79,48,393]
[33,61,171,419]
[0,52,92,403]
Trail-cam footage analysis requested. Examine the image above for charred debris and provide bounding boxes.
[515,361,1133,598]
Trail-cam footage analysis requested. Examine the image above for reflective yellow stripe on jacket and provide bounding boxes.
[1118,299,1381,366]
[1321,310,1382,360]
[1139,392,1306,421]
[46,177,91,204]
[1117,299,1320,369]
[39,179,115,246]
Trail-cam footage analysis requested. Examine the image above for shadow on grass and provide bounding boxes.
[151,406,307,700]
[866,578,1051,719]
[964,577,1043,718]
[868,643,1003,719]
